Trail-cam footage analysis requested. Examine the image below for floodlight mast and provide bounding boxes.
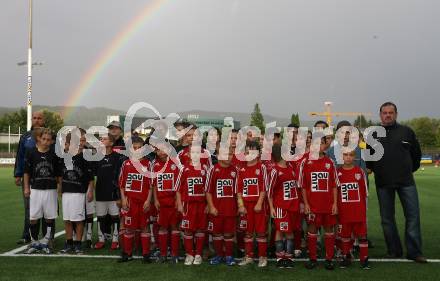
[26,0,33,131]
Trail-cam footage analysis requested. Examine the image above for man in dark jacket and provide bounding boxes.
[14,111,45,244]
[366,102,426,263]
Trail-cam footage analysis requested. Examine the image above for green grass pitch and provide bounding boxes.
[0,166,439,281]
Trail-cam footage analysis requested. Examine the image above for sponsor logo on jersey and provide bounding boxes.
[243,178,259,197]
[126,173,144,192]
[280,221,289,231]
[157,173,174,191]
[216,179,234,198]
[125,216,132,226]
[187,177,204,196]
[181,219,190,229]
[337,224,343,234]
[311,172,329,192]
[283,180,298,200]
[340,182,360,202]
[239,219,247,230]
[66,170,78,181]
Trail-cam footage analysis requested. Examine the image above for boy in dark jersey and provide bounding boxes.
[93,135,124,250]
[299,137,339,270]
[206,149,238,266]
[59,129,94,254]
[24,128,61,254]
[337,149,369,269]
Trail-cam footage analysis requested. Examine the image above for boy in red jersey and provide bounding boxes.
[268,144,301,268]
[206,149,238,266]
[177,126,212,168]
[176,147,209,266]
[299,137,339,270]
[118,137,152,263]
[337,149,370,269]
[236,141,269,267]
[151,141,181,264]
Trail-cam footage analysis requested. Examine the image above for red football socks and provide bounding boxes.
[324,232,335,260]
[171,230,180,257]
[307,232,318,260]
[195,232,205,256]
[140,232,151,256]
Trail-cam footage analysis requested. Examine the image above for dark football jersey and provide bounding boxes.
[60,153,93,193]
[24,147,60,190]
[93,152,125,201]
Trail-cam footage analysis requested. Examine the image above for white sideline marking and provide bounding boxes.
[0,253,439,263]
[2,229,66,256]
[2,217,438,263]
[2,218,97,256]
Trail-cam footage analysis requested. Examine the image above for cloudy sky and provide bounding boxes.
[1,0,439,120]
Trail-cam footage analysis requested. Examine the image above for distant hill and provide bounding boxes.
[0,105,124,129]
[0,106,318,130]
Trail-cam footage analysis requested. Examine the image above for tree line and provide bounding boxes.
[0,106,438,151]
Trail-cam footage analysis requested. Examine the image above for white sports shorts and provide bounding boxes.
[30,189,58,220]
[96,201,119,217]
[62,192,86,222]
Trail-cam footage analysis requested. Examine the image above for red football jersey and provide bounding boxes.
[299,156,339,214]
[231,153,245,169]
[268,163,300,212]
[236,161,268,202]
[206,163,238,217]
[177,146,212,168]
[151,158,181,207]
[262,159,276,174]
[288,151,309,172]
[118,158,151,202]
[337,166,368,223]
[176,163,208,203]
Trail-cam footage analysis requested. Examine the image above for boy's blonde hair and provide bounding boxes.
[33,127,53,141]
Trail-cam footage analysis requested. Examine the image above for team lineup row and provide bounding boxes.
[22,122,370,270]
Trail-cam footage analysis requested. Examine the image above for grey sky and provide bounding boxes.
[1,0,439,121]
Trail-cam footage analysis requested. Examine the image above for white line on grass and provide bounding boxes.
[2,218,97,256]
[2,219,438,263]
[0,253,439,263]
[2,229,66,256]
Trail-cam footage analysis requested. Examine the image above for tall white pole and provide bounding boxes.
[26,0,33,131]
[8,125,11,153]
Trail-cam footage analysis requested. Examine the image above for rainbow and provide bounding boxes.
[63,0,166,118]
